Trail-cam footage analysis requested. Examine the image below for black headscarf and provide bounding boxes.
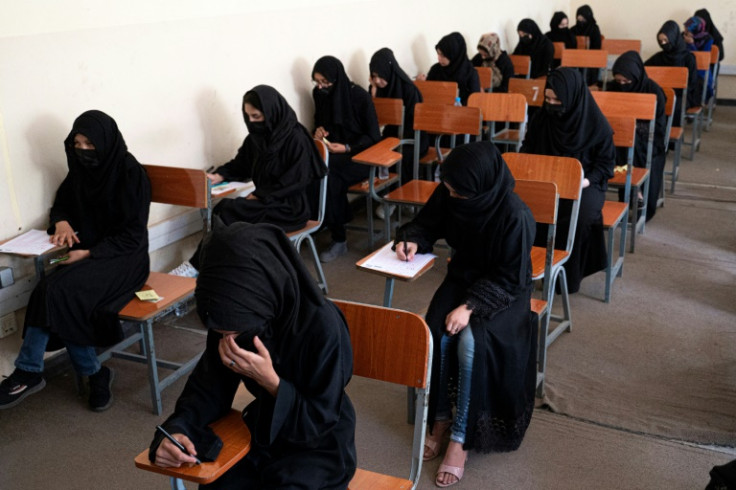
[312,56,360,134]
[434,32,475,80]
[439,141,515,229]
[694,8,724,60]
[573,5,598,36]
[612,51,657,93]
[550,12,568,32]
[656,21,692,66]
[195,219,324,356]
[527,68,613,156]
[515,18,545,54]
[369,48,416,101]
[243,85,326,181]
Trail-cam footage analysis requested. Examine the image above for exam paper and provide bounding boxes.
[0,229,56,256]
[360,242,436,279]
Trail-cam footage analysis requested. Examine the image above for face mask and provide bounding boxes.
[520,35,532,45]
[616,81,634,92]
[318,85,333,96]
[660,42,673,52]
[248,121,268,135]
[544,102,566,118]
[74,148,100,168]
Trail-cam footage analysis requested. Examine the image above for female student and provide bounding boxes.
[0,110,151,412]
[396,142,537,487]
[545,12,578,68]
[521,68,615,294]
[513,19,554,79]
[644,21,698,125]
[369,47,429,184]
[170,85,326,277]
[609,51,667,222]
[694,8,724,61]
[572,5,603,86]
[418,32,480,105]
[151,221,356,489]
[683,16,715,100]
[471,33,515,93]
[312,55,381,263]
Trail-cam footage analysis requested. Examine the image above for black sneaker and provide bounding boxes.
[88,366,114,412]
[0,368,46,409]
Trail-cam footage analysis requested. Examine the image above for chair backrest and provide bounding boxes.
[601,38,641,55]
[467,92,527,123]
[693,50,711,71]
[576,35,589,49]
[414,80,458,105]
[514,179,559,287]
[509,54,531,78]
[604,115,636,204]
[413,103,483,137]
[502,152,583,253]
[661,87,676,148]
[553,42,564,60]
[143,164,212,233]
[332,299,432,488]
[561,49,608,68]
[508,77,546,107]
[645,66,688,127]
[475,66,493,92]
[373,97,404,128]
[710,45,720,64]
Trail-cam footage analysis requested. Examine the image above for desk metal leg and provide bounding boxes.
[140,319,163,415]
[383,278,395,308]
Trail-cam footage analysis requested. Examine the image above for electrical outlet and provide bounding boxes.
[0,313,18,339]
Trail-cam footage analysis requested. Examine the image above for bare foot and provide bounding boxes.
[436,441,468,486]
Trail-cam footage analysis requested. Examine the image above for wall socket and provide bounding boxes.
[0,312,18,339]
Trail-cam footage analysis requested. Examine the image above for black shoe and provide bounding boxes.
[88,366,114,412]
[0,368,46,409]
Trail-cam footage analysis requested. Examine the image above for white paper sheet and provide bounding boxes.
[360,242,435,279]
[0,229,56,255]
[211,181,255,197]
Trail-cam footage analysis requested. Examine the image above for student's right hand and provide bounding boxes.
[207,173,224,184]
[50,220,80,248]
[395,241,418,261]
[154,433,198,468]
[314,127,329,140]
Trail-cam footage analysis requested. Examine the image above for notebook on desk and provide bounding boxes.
[357,242,436,280]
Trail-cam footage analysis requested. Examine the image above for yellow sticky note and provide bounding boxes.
[136,290,161,302]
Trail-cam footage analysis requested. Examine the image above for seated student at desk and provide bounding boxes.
[471,33,515,93]
[395,142,536,488]
[170,85,326,277]
[0,110,151,412]
[151,221,356,489]
[417,32,481,105]
[513,19,555,79]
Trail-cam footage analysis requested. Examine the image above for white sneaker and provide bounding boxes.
[375,204,397,221]
[169,261,198,278]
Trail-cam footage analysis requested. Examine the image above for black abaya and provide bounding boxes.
[150,222,356,489]
[545,12,577,69]
[427,32,481,105]
[23,110,150,349]
[398,142,537,452]
[571,5,603,85]
[513,19,555,79]
[521,68,615,293]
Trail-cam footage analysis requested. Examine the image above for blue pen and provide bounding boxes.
[156,425,201,464]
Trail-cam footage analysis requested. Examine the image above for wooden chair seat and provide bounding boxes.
[349,468,412,489]
[419,147,451,165]
[530,298,547,316]
[286,219,320,238]
[670,127,683,140]
[602,201,628,227]
[530,247,569,280]
[134,409,251,486]
[493,129,521,142]
[608,167,649,188]
[686,106,703,116]
[384,180,439,206]
[118,272,195,320]
[348,173,400,194]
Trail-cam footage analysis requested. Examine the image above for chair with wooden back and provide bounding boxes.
[508,77,546,109]
[601,39,641,55]
[286,139,329,293]
[553,42,565,63]
[561,49,609,88]
[591,91,657,252]
[347,98,404,248]
[705,45,720,131]
[333,299,432,490]
[96,164,211,415]
[467,92,528,152]
[509,54,532,79]
[600,116,636,303]
[414,80,458,106]
[475,66,493,92]
[683,50,711,160]
[576,35,589,50]
[381,103,483,239]
[502,153,583,357]
[513,179,559,396]
[659,87,677,203]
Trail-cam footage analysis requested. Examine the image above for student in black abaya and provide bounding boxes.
[694,8,724,61]
[419,32,481,105]
[521,68,615,294]
[546,12,578,69]
[572,5,603,86]
[513,19,555,79]
[645,20,698,123]
[369,47,429,185]
[312,55,381,263]
[150,221,356,489]
[395,142,536,487]
[171,85,326,277]
[0,110,151,412]
[609,51,667,222]
[471,33,515,93]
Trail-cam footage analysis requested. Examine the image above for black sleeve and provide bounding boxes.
[499,56,515,93]
[253,136,318,203]
[471,53,483,67]
[532,42,554,78]
[589,26,602,50]
[48,175,76,230]
[395,186,446,253]
[347,88,381,154]
[585,135,616,187]
[214,139,254,182]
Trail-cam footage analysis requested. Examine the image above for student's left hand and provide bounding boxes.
[326,142,348,154]
[582,178,590,188]
[60,249,90,265]
[445,304,472,336]
[220,335,280,396]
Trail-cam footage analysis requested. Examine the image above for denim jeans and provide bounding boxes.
[15,326,100,376]
[435,326,475,444]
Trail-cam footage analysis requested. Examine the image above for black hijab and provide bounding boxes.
[243,85,326,181]
[434,32,475,80]
[612,51,657,93]
[527,68,612,156]
[195,219,324,356]
[694,8,724,60]
[312,56,360,134]
[515,19,546,55]
[369,48,416,101]
[439,141,515,229]
[656,21,692,66]
[573,5,598,36]
[548,12,572,42]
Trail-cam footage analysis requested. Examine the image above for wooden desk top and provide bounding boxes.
[352,137,402,167]
[118,272,196,321]
[356,243,435,283]
[134,409,251,485]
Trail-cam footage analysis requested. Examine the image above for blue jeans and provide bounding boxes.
[15,326,100,376]
[435,326,475,444]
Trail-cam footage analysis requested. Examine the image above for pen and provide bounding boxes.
[49,256,70,265]
[205,166,215,173]
[156,425,201,464]
[402,232,409,262]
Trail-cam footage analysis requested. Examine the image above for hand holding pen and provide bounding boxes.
[396,239,417,262]
[154,425,201,467]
